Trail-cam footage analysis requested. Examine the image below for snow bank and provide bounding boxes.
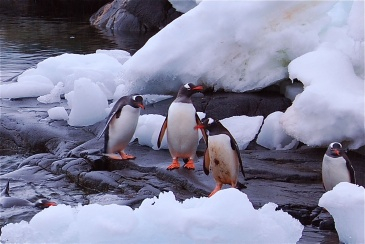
[257,112,298,150]
[0,75,54,99]
[116,1,336,95]
[220,115,263,150]
[133,114,168,150]
[37,82,64,104]
[1,189,304,243]
[67,78,108,127]
[319,182,365,244]
[282,48,364,149]
[0,50,127,100]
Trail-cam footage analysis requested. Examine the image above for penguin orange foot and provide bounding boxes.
[183,159,195,170]
[120,152,136,160]
[167,158,180,170]
[209,183,223,197]
[104,152,136,160]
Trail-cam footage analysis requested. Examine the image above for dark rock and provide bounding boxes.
[319,218,336,231]
[311,209,337,231]
[142,87,292,120]
[194,89,292,120]
[90,0,182,32]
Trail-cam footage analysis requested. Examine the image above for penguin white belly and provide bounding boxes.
[322,154,350,191]
[208,134,239,185]
[167,103,199,158]
[107,105,140,153]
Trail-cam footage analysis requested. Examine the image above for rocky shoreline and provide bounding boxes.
[1,91,364,242]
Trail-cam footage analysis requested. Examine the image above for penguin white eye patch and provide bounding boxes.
[330,142,342,148]
[184,83,190,89]
[132,95,141,101]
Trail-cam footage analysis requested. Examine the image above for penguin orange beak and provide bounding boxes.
[45,201,57,207]
[333,149,340,156]
[194,124,205,130]
[138,103,145,109]
[192,85,204,91]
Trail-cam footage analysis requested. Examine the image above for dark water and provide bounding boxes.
[0,14,155,82]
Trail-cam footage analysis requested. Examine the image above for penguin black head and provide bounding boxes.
[196,117,224,136]
[34,199,57,209]
[130,95,145,109]
[326,142,344,158]
[177,83,204,99]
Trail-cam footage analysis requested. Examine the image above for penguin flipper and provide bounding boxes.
[1,181,10,197]
[343,153,356,184]
[195,114,208,143]
[97,96,128,140]
[157,116,168,148]
[97,111,117,140]
[203,149,210,175]
[229,135,245,178]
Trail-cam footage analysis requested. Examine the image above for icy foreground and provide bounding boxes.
[319,182,365,244]
[0,189,304,243]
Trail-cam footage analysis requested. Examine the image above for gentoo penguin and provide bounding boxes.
[0,181,57,208]
[322,142,356,191]
[157,83,207,170]
[195,118,245,197]
[98,95,145,160]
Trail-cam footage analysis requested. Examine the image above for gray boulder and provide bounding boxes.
[90,0,182,32]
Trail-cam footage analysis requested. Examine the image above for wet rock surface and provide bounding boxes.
[1,93,364,242]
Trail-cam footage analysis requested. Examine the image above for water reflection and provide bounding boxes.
[0,15,155,82]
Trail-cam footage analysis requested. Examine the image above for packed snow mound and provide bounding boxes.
[133,114,169,150]
[37,82,64,104]
[117,1,337,95]
[220,115,263,150]
[319,182,365,244]
[257,111,298,150]
[0,50,127,100]
[47,107,69,121]
[282,47,364,149]
[0,189,304,243]
[0,75,54,99]
[67,78,108,127]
